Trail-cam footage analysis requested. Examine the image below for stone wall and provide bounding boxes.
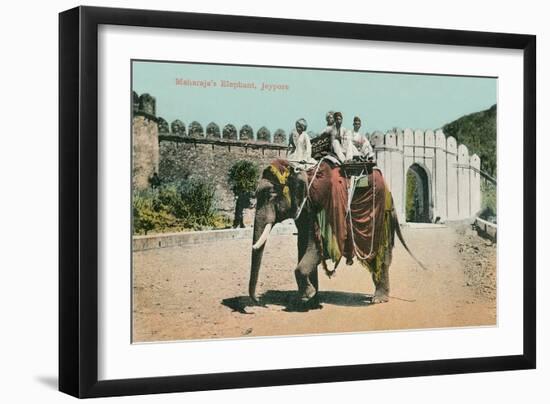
[137,125,482,222]
[132,91,482,223]
[373,128,481,222]
[131,91,288,216]
[133,115,159,190]
[159,139,286,214]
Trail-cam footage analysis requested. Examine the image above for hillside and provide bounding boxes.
[442,104,497,177]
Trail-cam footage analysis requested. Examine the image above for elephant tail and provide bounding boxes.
[391,205,429,271]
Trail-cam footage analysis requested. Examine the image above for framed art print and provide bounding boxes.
[59,6,536,398]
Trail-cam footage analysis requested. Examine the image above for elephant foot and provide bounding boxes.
[372,295,389,304]
[372,288,389,304]
[346,257,354,266]
[249,293,265,306]
[296,293,321,310]
[300,284,317,302]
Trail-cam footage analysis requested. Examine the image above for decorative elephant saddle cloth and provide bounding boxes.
[305,160,392,271]
[265,159,393,274]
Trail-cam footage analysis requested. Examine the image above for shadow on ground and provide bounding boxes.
[222,289,374,314]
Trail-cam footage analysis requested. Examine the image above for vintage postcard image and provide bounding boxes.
[131,60,497,342]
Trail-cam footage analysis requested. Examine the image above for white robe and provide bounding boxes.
[330,126,354,162]
[349,130,374,158]
[288,130,315,168]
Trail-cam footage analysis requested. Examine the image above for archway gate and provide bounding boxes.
[406,163,432,223]
[371,128,481,223]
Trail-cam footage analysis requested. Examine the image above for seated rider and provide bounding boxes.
[321,111,354,163]
[349,116,375,160]
[287,118,315,169]
[325,110,335,130]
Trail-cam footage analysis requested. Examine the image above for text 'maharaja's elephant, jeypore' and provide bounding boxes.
[248,158,424,307]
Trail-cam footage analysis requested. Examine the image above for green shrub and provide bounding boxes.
[228,160,259,195]
[405,170,418,222]
[480,182,497,221]
[156,184,188,218]
[133,191,178,235]
[133,178,229,235]
[178,178,216,224]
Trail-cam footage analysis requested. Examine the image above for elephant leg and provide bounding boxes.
[294,216,321,302]
[295,262,318,302]
[294,269,308,297]
[310,266,319,291]
[295,236,320,302]
[294,266,320,303]
[372,262,390,303]
[372,246,392,304]
[295,221,308,297]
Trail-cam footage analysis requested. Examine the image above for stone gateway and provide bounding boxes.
[371,128,481,222]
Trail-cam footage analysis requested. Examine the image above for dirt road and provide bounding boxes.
[132,225,496,342]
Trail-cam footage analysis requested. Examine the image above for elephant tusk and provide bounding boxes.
[252,223,272,250]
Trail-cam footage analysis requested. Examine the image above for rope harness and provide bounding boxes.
[293,156,328,220]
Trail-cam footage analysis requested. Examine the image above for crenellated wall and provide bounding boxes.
[132,92,482,222]
[372,128,481,222]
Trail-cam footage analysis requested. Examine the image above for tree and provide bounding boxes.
[228,160,259,195]
[406,170,418,222]
[442,104,496,176]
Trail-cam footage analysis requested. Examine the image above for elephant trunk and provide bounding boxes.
[249,220,272,303]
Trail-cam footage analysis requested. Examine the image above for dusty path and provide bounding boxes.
[132,226,496,342]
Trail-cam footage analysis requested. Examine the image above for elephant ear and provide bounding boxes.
[255,178,274,202]
[259,161,291,200]
[288,169,308,213]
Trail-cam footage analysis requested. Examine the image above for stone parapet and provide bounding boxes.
[133,222,297,251]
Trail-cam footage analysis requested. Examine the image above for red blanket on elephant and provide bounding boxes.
[306,161,391,270]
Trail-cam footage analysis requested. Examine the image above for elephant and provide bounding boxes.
[248,159,421,307]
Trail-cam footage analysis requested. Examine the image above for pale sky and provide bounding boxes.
[132,60,496,138]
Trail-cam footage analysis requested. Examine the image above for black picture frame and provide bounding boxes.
[59,5,536,398]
